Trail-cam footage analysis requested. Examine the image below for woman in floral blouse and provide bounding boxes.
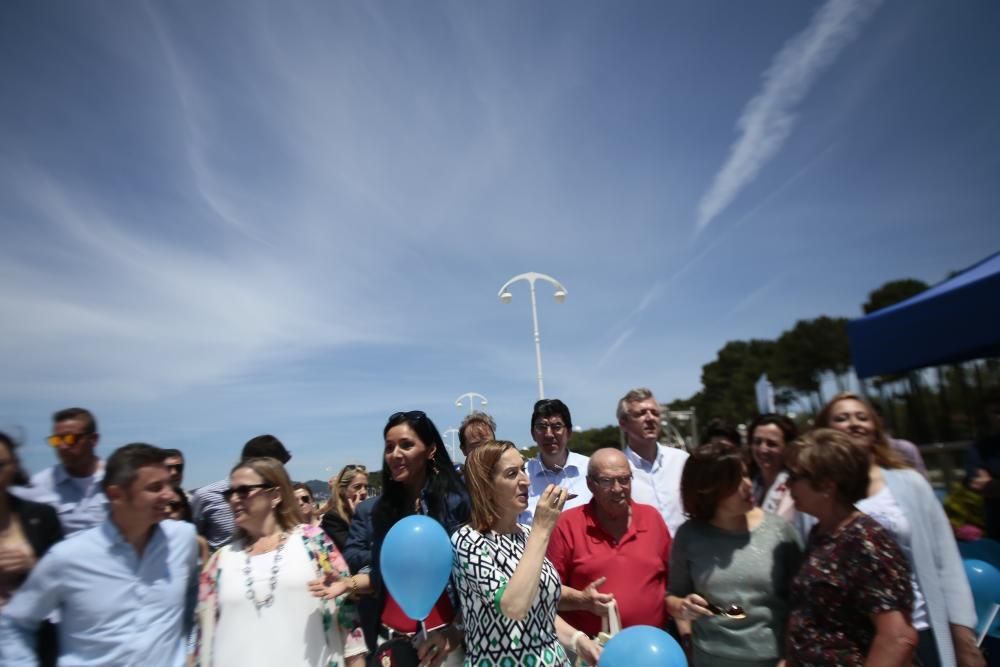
[784,428,916,667]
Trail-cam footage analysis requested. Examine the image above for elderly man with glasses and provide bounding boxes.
[547,448,673,640]
[519,398,591,523]
[12,407,108,536]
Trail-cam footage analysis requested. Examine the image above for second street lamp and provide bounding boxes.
[455,392,488,415]
[498,272,567,400]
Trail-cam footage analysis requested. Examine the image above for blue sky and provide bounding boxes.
[2,1,998,487]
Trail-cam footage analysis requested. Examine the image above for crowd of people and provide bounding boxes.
[0,387,994,667]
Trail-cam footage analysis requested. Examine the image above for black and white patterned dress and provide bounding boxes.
[451,524,569,667]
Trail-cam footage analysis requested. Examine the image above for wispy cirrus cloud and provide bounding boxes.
[694,0,883,233]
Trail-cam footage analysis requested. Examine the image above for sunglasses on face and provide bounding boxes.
[296,495,313,505]
[222,484,274,502]
[46,432,93,448]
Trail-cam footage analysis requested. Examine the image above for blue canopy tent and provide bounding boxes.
[848,250,1000,378]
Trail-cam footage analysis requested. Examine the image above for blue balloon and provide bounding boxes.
[599,625,687,667]
[380,515,454,621]
[964,558,1000,639]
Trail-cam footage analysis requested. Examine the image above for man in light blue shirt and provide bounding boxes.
[520,399,591,523]
[12,407,108,535]
[0,443,200,667]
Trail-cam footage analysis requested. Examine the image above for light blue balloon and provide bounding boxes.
[381,515,454,621]
[964,558,1000,639]
[599,625,687,667]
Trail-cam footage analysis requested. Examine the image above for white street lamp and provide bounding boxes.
[442,428,459,462]
[455,392,488,415]
[497,272,568,399]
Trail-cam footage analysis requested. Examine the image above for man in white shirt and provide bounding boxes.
[13,407,108,536]
[520,399,591,522]
[617,388,689,536]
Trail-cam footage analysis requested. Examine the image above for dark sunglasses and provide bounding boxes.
[390,410,427,422]
[222,484,274,502]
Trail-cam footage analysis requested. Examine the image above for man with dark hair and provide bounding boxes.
[13,407,108,535]
[458,411,497,457]
[0,444,200,666]
[520,399,591,522]
[190,434,291,551]
[617,388,689,536]
[161,448,185,487]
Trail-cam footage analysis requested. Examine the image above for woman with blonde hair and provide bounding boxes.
[451,440,600,667]
[320,464,368,551]
[196,457,366,667]
[815,392,983,667]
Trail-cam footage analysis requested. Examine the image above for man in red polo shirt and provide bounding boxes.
[547,447,672,636]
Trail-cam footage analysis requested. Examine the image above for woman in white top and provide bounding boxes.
[196,457,366,667]
[816,392,983,667]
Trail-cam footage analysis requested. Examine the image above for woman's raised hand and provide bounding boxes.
[532,484,567,533]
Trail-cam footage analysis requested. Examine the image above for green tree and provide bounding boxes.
[862,279,929,314]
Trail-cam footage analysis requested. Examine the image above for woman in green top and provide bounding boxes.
[667,441,803,667]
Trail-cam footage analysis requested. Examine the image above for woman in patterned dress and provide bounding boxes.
[784,429,916,667]
[451,440,601,667]
[817,392,983,667]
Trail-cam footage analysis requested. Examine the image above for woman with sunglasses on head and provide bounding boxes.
[320,464,368,552]
[667,440,802,667]
[814,392,983,667]
[293,483,321,527]
[784,429,917,666]
[0,431,62,667]
[453,440,601,667]
[195,457,366,667]
[342,411,470,667]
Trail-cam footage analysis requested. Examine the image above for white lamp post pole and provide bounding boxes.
[455,392,488,415]
[442,428,459,462]
[498,272,567,400]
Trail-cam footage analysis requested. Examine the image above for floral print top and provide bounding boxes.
[787,512,914,666]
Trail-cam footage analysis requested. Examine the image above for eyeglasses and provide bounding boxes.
[46,432,93,448]
[296,495,313,505]
[589,474,633,489]
[221,484,274,502]
[343,464,367,473]
[532,421,566,435]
